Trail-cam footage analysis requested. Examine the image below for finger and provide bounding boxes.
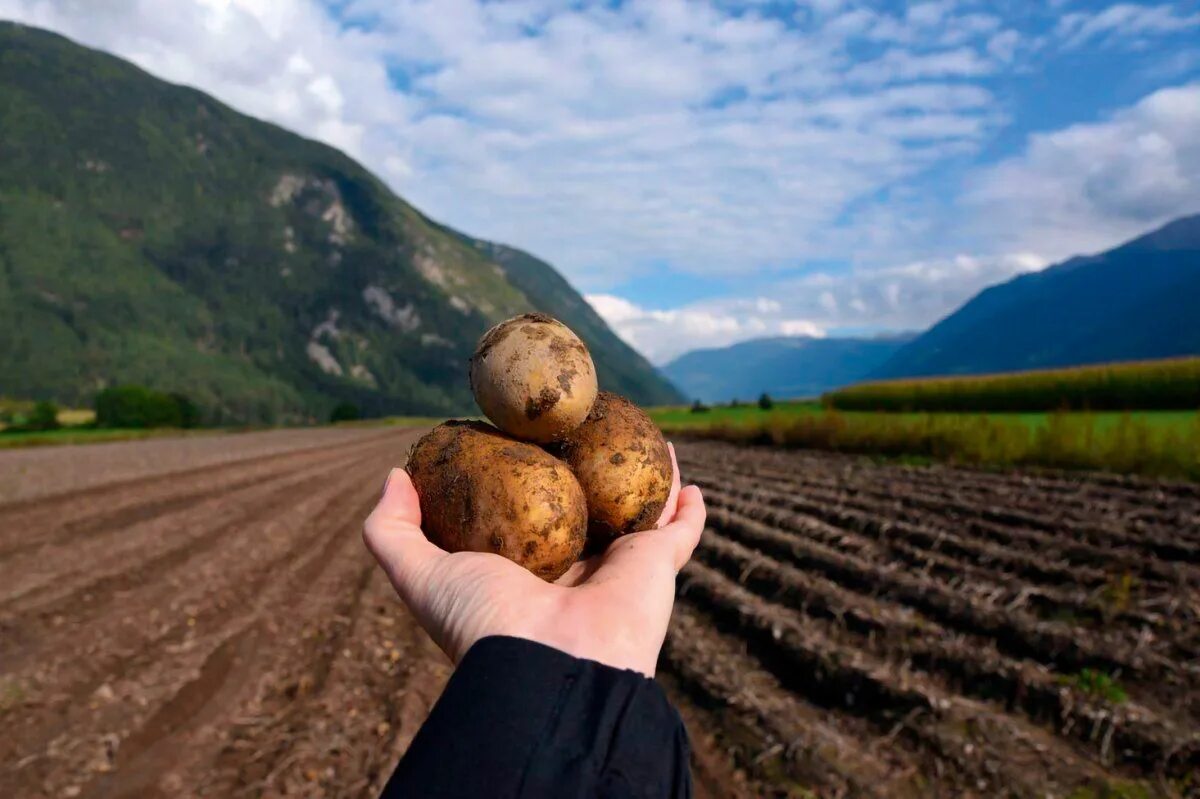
[662,484,706,570]
[584,485,707,586]
[362,468,445,595]
[655,442,682,529]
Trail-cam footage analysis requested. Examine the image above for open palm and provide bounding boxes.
[363,444,705,677]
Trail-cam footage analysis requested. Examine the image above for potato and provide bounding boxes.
[406,420,587,581]
[469,313,598,443]
[553,391,672,542]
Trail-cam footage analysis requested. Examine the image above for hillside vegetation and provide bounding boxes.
[0,23,681,423]
[827,357,1200,412]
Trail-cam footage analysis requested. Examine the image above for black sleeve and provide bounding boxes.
[381,635,692,799]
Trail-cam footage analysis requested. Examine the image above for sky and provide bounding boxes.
[2,0,1199,363]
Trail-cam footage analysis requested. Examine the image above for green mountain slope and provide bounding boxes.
[0,22,682,422]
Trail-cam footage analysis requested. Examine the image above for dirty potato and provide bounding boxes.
[554,391,672,543]
[406,420,587,581]
[469,313,598,443]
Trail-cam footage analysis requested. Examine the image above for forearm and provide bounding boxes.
[382,636,692,798]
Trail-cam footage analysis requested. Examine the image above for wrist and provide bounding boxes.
[516,599,658,677]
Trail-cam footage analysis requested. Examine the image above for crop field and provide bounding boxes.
[651,402,1197,435]
[825,357,1200,413]
[653,406,1200,481]
[1,429,1197,798]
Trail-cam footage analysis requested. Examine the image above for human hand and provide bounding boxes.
[363,443,705,677]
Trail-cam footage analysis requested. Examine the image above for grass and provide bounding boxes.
[650,403,1200,481]
[1059,669,1128,704]
[0,413,448,451]
[0,678,26,713]
[57,408,96,426]
[649,400,824,428]
[1065,781,1154,799]
[0,402,95,432]
[0,426,222,449]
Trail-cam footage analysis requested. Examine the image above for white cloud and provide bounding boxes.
[587,250,1047,363]
[846,46,994,85]
[585,293,826,363]
[1057,3,1200,49]
[590,77,1200,357]
[966,83,1200,260]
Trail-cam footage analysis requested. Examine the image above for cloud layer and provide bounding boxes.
[2,0,1199,362]
[606,79,1200,364]
[0,0,1016,280]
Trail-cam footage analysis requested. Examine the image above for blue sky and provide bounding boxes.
[3,0,1199,362]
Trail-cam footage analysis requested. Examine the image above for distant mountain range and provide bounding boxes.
[667,213,1200,400]
[663,335,913,403]
[0,23,681,423]
[873,214,1200,379]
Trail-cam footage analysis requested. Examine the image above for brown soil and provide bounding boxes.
[0,428,448,799]
[2,432,1196,797]
[667,441,1199,798]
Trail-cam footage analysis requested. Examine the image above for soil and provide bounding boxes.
[1,432,1196,797]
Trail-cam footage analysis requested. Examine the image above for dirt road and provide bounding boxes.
[1,430,1196,797]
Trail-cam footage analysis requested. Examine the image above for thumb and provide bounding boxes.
[363,468,445,596]
[586,484,707,587]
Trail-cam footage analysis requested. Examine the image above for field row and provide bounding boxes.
[4,431,1196,797]
[661,441,1199,796]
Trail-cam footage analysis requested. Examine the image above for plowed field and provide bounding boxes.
[1,431,1196,798]
[670,441,1200,798]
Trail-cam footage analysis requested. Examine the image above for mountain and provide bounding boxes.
[0,22,681,423]
[875,214,1200,380]
[663,335,914,403]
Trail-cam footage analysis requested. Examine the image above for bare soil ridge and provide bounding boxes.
[2,432,1195,797]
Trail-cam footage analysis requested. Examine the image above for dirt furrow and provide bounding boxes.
[4,432,1194,798]
[697,471,1118,591]
[0,436,407,797]
[702,484,1128,630]
[676,562,1132,795]
[689,459,1200,573]
[705,505,1192,686]
[694,527,1198,768]
[0,430,393,562]
[701,481,1197,637]
[662,602,921,797]
[0,449,365,621]
[679,443,1200,522]
[199,569,452,798]
[79,481,391,799]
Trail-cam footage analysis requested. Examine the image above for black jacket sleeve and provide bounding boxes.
[381,636,692,798]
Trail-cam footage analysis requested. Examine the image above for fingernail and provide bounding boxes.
[382,467,398,497]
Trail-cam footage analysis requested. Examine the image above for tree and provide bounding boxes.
[26,400,61,431]
[758,393,774,410]
[169,392,202,428]
[95,385,199,428]
[330,401,361,423]
[690,399,710,414]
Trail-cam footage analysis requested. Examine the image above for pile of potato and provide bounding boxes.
[406,313,672,580]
